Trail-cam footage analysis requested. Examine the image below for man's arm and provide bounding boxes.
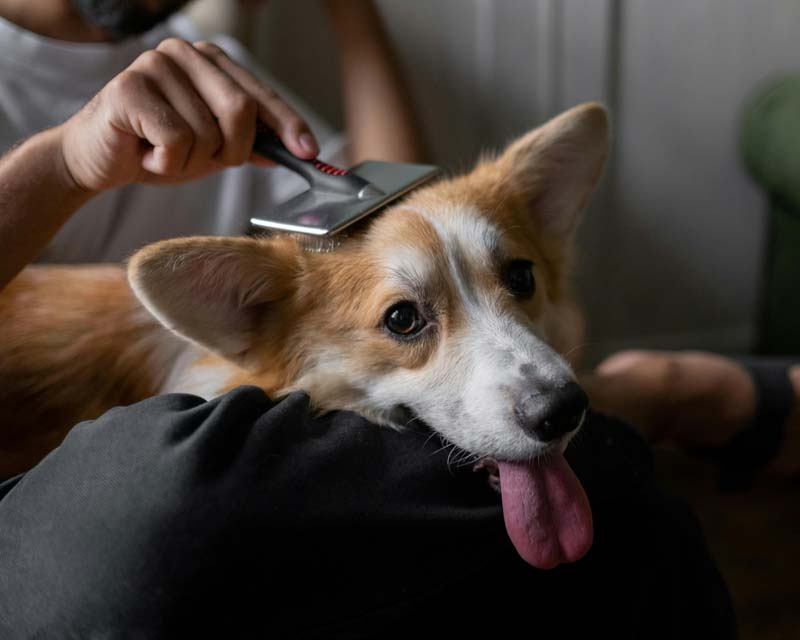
[324,0,427,164]
[0,130,93,289]
[0,37,319,291]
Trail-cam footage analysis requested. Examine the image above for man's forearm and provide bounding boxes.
[0,127,93,290]
[325,0,427,164]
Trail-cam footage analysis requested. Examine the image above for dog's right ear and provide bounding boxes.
[128,236,301,368]
[492,102,609,243]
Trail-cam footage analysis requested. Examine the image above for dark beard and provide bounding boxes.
[69,0,192,39]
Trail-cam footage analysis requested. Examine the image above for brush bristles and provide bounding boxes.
[247,228,347,253]
[292,234,346,253]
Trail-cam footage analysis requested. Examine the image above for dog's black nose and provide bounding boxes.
[515,382,588,442]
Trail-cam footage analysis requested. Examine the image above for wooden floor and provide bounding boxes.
[653,448,800,640]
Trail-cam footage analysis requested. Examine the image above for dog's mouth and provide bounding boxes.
[398,402,593,570]
[474,451,593,570]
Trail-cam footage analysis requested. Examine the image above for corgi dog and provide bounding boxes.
[0,103,608,569]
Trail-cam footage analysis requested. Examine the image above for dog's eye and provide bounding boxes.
[503,259,535,299]
[385,302,426,336]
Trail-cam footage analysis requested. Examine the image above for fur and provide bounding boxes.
[0,103,608,477]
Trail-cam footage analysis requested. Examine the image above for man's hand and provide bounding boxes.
[59,38,320,192]
[0,38,320,290]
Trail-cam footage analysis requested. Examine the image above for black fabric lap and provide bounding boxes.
[0,387,736,638]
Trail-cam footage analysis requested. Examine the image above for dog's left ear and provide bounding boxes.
[128,236,301,368]
[495,102,609,240]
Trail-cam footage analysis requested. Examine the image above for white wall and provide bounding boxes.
[589,0,800,359]
[192,0,800,363]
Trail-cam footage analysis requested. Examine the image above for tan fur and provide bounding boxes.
[0,266,183,476]
[0,103,608,477]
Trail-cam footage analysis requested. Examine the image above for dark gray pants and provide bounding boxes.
[0,387,736,639]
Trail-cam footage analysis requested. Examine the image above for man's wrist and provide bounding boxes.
[47,126,97,200]
[29,126,97,205]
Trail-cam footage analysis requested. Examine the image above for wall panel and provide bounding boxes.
[201,0,800,361]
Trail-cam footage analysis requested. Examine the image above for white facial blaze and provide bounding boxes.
[374,205,575,459]
[289,204,577,461]
[382,244,435,292]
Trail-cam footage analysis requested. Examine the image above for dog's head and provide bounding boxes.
[129,102,607,462]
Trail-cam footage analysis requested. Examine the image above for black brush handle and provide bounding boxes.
[253,127,380,197]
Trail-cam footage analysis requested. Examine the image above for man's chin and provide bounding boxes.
[69,0,192,39]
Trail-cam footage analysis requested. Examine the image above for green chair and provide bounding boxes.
[741,75,800,356]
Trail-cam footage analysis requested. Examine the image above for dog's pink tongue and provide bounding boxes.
[498,453,593,569]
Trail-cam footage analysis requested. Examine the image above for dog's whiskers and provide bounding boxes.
[421,429,442,451]
[440,438,479,476]
[445,444,458,473]
[430,435,456,457]
[452,450,481,469]
[561,341,592,361]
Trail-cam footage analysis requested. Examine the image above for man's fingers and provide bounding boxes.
[132,49,224,176]
[155,38,259,167]
[192,40,320,159]
[106,69,194,176]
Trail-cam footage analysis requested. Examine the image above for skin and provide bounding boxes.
[323,0,427,163]
[0,0,425,289]
[581,351,800,477]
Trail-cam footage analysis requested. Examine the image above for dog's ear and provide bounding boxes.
[495,102,609,240]
[128,236,300,367]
